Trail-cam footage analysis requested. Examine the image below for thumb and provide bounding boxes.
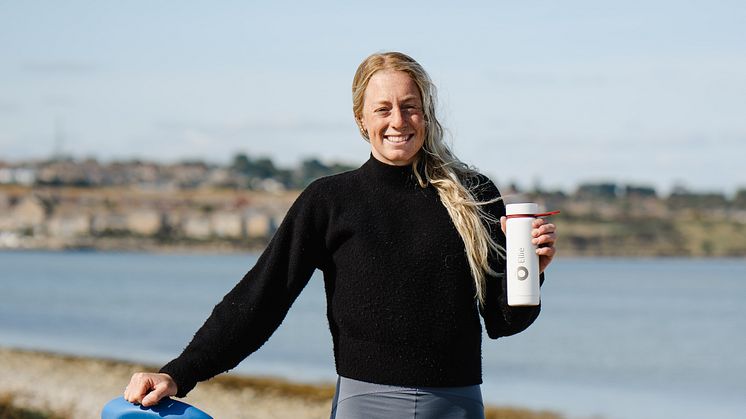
[500,216,507,235]
[141,382,172,407]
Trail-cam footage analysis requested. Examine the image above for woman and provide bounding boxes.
[124,51,558,418]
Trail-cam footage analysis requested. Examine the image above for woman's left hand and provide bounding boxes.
[500,216,558,273]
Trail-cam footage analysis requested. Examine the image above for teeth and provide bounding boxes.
[385,135,410,143]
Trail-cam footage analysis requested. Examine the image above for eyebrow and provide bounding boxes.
[370,95,421,106]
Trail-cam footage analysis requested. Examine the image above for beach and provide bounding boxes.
[0,347,561,419]
[0,347,333,419]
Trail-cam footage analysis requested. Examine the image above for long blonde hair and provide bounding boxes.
[352,51,503,305]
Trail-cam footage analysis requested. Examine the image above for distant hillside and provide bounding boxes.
[2,182,745,257]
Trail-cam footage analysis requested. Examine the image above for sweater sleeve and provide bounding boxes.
[160,183,328,397]
[472,175,543,339]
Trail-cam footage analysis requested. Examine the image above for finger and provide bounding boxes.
[540,223,556,233]
[123,383,135,400]
[127,386,148,405]
[500,216,507,235]
[141,382,170,407]
[124,375,140,402]
[532,218,546,228]
[532,233,557,246]
[124,375,133,400]
[537,246,556,258]
[532,223,556,237]
[127,373,154,404]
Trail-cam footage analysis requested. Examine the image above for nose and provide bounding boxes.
[390,106,407,130]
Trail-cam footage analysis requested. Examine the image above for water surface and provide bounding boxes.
[1,251,743,419]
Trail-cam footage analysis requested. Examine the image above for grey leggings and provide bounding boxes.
[330,376,485,419]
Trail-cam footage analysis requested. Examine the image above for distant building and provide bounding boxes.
[182,214,212,239]
[11,195,48,231]
[126,209,162,236]
[211,211,244,239]
[245,210,273,238]
[0,166,36,185]
[48,212,91,238]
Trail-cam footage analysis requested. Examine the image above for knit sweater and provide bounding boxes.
[161,155,542,397]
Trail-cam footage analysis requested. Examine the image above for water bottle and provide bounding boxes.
[506,203,541,306]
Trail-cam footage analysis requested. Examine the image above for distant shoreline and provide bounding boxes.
[1,245,743,260]
[3,183,745,258]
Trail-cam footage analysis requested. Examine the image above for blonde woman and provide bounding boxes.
[125,51,558,419]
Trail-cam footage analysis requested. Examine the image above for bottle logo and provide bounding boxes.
[516,266,529,281]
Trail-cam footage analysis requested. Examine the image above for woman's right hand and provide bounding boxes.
[124,372,178,407]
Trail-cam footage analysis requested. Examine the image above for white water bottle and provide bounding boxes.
[506,203,541,306]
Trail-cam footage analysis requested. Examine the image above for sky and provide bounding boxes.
[1,0,745,194]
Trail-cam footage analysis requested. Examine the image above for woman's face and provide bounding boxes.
[360,70,426,166]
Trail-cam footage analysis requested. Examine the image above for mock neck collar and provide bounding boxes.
[362,154,419,185]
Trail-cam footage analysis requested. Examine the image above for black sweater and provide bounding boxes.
[161,155,541,397]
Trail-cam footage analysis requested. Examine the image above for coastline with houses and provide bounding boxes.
[1,155,746,257]
[0,154,345,253]
[0,184,293,252]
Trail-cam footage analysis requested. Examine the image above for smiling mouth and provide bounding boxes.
[384,134,412,144]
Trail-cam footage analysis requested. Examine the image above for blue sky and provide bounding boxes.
[1,1,745,194]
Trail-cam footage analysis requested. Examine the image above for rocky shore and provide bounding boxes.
[0,347,562,419]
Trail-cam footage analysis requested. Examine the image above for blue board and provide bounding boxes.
[101,396,213,419]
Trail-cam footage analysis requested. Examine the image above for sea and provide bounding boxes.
[0,250,744,419]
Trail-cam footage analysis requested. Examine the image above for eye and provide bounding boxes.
[374,107,390,114]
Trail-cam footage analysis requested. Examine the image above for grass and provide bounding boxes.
[213,373,337,403]
[484,406,564,419]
